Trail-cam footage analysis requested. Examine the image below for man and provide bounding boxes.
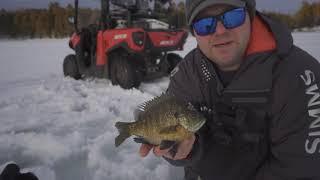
[139,0,320,179]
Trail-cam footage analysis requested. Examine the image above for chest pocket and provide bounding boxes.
[204,100,268,149]
[196,61,273,149]
[196,87,270,149]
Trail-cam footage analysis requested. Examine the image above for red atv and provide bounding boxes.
[63,0,188,89]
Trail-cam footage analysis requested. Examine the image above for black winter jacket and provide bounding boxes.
[166,13,320,180]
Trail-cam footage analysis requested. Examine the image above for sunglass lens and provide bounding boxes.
[222,8,246,29]
[193,17,216,36]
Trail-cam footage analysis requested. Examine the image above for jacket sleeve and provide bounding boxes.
[255,67,320,179]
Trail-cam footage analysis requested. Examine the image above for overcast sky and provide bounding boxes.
[0,0,319,13]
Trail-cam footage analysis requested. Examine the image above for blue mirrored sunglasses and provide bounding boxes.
[192,7,246,36]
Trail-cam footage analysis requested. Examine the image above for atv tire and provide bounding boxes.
[167,53,182,73]
[110,54,141,89]
[63,54,81,80]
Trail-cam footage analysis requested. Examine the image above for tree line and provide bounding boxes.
[263,1,320,30]
[0,1,319,38]
[0,2,75,38]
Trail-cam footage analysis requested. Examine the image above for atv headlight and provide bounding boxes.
[132,31,145,46]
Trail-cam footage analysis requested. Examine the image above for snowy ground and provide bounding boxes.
[0,32,320,180]
[294,26,320,33]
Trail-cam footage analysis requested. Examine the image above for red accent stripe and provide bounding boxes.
[245,16,277,56]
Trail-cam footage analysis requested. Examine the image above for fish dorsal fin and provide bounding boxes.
[134,93,176,120]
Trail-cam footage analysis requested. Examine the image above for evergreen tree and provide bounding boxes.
[312,2,320,25]
[295,1,314,28]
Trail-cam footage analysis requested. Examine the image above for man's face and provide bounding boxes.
[193,5,251,71]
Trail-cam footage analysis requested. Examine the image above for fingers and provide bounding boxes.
[153,146,171,157]
[139,143,172,158]
[139,144,153,157]
[139,135,196,160]
[173,136,195,160]
[163,135,196,160]
[154,145,180,160]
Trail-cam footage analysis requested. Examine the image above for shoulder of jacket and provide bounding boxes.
[276,45,320,77]
[169,48,207,87]
[181,48,198,64]
[175,48,200,73]
[271,45,320,102]
[289,46,319,66]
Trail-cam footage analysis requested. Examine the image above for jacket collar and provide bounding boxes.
[245,12,293,57]
[245,15,277,56]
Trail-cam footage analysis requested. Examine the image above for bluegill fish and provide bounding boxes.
[115,93,206,148]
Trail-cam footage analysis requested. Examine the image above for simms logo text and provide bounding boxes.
[301,70,320,154]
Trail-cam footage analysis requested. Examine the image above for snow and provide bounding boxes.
[0,32,320,180]
[292,32,320,61]
[294,26,320,33]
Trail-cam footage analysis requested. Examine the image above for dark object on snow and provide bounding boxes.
[0,164,19,180]
[0,163,38,180]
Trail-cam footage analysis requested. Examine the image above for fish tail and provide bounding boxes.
[115,122,132,147]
